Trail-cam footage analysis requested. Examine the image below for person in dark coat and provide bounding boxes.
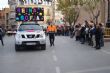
[80,25,86,44]
[95,25,102,49]
[99,23,104,47]
[0,27,4,46]
[69,26,74,38]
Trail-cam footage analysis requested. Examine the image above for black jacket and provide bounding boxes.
[95,28,102,39]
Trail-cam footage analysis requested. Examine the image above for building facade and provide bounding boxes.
[4,8,10,29]
[8,0,109,26]
[0,8,10,29]
[74,0,106,25]
[8,0,64,27]
[8,0,53,26]
[0,10,5,27]
[8,0,17,29]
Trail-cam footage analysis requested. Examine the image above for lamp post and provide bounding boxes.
[106,0,110,27]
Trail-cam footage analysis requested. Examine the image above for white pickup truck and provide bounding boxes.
[15,22,46,51]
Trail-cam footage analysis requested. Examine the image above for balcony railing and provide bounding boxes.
[104,28,110,38]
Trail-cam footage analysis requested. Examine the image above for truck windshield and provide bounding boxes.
[18,24,42,31]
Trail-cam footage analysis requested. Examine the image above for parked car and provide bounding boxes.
[6,30,16,35]
[15,22,46,51]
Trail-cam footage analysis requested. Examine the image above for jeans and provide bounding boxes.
[100,35,104,47]
[49,33,55,46]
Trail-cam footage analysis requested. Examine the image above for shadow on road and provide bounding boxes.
[15,46,45,52]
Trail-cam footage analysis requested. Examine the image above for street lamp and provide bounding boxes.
[106,0,110,27]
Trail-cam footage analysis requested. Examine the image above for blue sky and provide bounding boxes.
[0,0,9,10]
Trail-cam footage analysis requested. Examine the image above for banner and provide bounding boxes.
[16,7,44,21]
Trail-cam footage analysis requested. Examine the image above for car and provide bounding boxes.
[6,30,16,35]
[15,22,46,51]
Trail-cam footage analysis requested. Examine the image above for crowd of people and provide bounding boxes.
[53,25,74,36]
[46,20,105,49]
[73,21,105,50]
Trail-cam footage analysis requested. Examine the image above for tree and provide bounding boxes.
[57,0,85,26]
[84,0,100,25]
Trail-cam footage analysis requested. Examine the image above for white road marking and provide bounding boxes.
[56,66,61,73]
[53,55,58,62]
[101,50,110,55]
[67,66,110,73]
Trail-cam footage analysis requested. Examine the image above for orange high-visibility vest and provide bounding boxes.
[47,25,57,33]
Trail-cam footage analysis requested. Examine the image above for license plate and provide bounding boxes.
[26,43,36,45]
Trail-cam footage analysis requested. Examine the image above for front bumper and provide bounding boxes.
[15,38,46,46]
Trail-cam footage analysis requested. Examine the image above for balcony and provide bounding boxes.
[10,5,16,11]
[8,0,16,5]
[9,13,15,19]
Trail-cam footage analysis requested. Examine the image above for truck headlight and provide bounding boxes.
[39,34,44,38]
[16,34,21,38]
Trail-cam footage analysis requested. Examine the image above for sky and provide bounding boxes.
[0,0,9,10]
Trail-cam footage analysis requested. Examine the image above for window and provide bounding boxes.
[18,24,42,31]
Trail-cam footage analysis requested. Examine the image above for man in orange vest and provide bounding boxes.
[47,23,57,46]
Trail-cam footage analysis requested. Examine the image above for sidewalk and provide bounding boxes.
[101,42,110,54]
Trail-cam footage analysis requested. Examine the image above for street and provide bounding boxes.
[0,35,110,73]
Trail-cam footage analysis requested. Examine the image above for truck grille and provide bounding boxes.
[21,35,25,38]
[27,35,35,38]
[36,34,40,38]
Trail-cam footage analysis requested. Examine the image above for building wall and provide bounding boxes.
[8,0,17,29]
[0,8,10,29]
[4,8,10,29]
[104,0,109,25]
[0,10,5,28]
[0,8,9,28]
[76,0,107,25]
[53,0,107,25]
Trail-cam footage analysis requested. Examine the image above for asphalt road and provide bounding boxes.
[0,35,110,73]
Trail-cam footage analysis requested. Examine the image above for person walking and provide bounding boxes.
[47,23,57,47]
[0,26,4,46]
[80,25,86,44]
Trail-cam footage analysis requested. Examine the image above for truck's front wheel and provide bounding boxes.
[41,44,46,50]
[15,44,21,51]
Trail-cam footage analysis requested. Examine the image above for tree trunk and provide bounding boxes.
[69,22,72,26]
